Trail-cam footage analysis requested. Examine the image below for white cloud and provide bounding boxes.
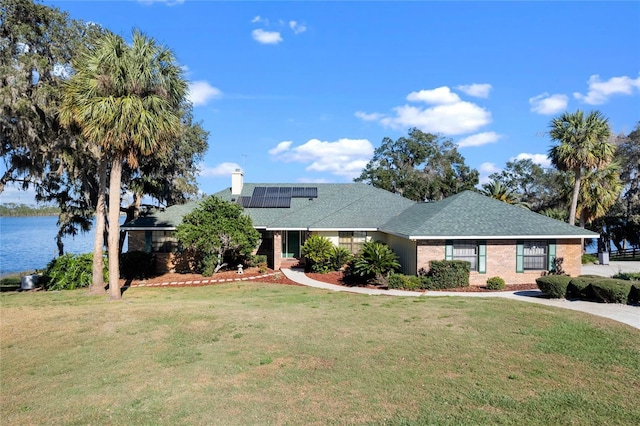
[199,162,241,177]
[379,102,491,135]
[406,87,460,104]
[252,29,283,45]
[478,162,501,184]
[529,93,568,115]
[456,83,492,98]
[457,132,502,148]
[268,141,293,155]
[251,16,263,24]
[187,81,222,107]
[357,86,492,135]
[355,111,384,121]
[269,138,374,179]
[510,153,552,168]
[289,21,307,34]
[574,74,640,105]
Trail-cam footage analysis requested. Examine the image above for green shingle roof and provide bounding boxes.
[122,186,598,241]
[381,191,599,239]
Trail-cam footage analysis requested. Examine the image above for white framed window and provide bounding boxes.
[453,241,478,271]
[523,240,547,270]
[339,231,367,253]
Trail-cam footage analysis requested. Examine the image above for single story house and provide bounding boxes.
[121,170,598,285]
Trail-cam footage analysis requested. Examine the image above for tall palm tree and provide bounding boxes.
[60,30,186,299]
[548,110,614,226]
[578,163,623,228]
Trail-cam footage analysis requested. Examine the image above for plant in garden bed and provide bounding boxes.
[535,275,572,298]
[485,276,506,290]
[41,253,108,291]
[348,240,400,286]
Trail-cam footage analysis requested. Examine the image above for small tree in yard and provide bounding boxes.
[175,196,260,276]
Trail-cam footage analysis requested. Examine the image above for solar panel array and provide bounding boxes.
[237,186,318,208]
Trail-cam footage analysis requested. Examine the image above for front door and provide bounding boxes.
[282,231,303,258]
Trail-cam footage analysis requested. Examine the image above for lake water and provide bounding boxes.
[0,216,126,276]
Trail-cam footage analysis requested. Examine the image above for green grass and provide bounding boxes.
[1,283,639,425]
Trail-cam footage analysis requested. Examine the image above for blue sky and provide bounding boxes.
[2,0,639,205]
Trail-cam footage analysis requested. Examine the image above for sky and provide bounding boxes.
[2,0,639,205]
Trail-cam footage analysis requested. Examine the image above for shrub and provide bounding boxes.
[427,260,470,290]
[41,253,107,291]
[629,285,640,305]
[486,276,506,290]
[612,272,640,281]
[581,253,598,264]
[535,275,572,298]
[120,251,155,279]
[589,279,632,304]
[248,254,268,273]
[566,278,595,301]
[387,273,422,290]
[301,235,334,273]
[329,246,353,271]
[351,241,401,286]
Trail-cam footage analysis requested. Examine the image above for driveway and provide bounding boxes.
[581,260,640,277]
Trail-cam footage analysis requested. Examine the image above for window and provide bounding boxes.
[339,231,367,253]
[453,241,478,271]
[445,240,486,273]
[148,230,177,253]
[523,240,547,270]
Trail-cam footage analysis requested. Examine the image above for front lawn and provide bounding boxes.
[1,283,638,425]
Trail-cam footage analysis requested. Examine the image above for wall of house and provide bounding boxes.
[416,239,584,286]
[380,233,417,275]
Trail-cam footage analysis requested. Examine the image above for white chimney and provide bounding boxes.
[231,168,244,195]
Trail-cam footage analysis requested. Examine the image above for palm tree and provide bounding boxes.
[479,180,530,209]
[548,110,614,226]
[60,30,186,299]
[578,163,623,227]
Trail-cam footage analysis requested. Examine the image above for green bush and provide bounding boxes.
[426,260,470,290]
[612,272,640,281]
[120,251,155,279]
[387,273,423,290]
[581,253,598,264]
[566,278,595,301]
[629,285,640,305]
[351,241,401,286]
[248,254,268,273]
[589,280,632,304]
[486,276,506,290]
[329,246,353,271]
[535,275,572,298]
[41,253,107,291]
[301,235,334,273]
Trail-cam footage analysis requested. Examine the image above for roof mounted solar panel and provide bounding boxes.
[248,196,265,208]
[252,187,267,197]
[292,187,318,198]
[238,196,252,208]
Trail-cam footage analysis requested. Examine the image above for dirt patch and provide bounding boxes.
[127,269,537,292]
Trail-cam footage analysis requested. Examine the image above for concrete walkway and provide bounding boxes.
[280,268,640,330]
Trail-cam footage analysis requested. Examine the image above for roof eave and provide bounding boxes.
[406,234,599,240]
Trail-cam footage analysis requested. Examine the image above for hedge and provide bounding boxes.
[535,276,572,298]
[427,260,470,289]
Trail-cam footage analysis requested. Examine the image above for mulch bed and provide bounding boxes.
[125,268,538,292]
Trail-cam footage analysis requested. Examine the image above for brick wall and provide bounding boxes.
[416,238,584,286]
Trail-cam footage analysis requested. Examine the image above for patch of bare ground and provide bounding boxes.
[122,268,537,292]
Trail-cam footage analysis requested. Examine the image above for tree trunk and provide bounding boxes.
[569,168,581,226]
[89,156,108,295]
[107,156,123,300]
